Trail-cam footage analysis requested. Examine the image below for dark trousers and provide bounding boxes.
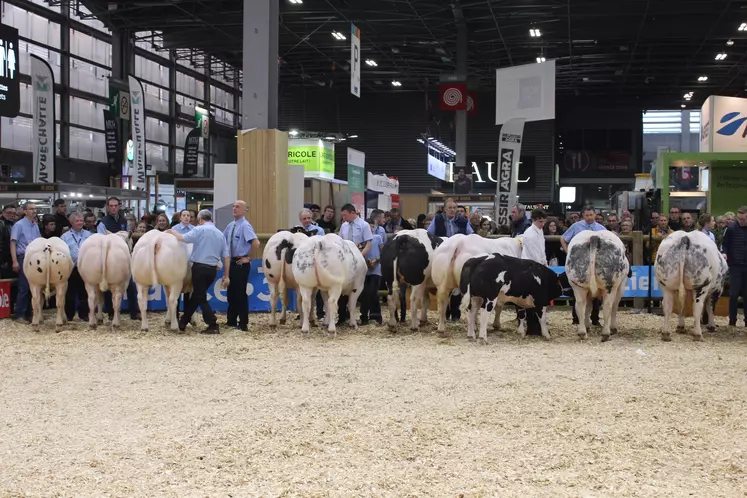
[227,260,250,327]
[446,292,462,321]
[316,291,325,319]
[65,267,89,321]
[105,278,138,318]
[572,298,600,324]
[728,266,747,325]
[360,274,382,322]
[176,291,191,320]
[180,263,218,327]
[14,255,31,319]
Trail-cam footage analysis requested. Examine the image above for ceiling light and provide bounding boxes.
[324,136,335,140]
[391,80,402,86]
[289,0,302,3]
[727,39,735,46]
[365,59,377,67]
[89,194,94,197]
[716,53,727,60]
[332,31,346,40]
[536,56,546,63]
[698,76,708,82]
[289,129,299,136]
[739,23,747,31]
[349,134,358,138]
[681,104,686,108]
[529,28,541,37]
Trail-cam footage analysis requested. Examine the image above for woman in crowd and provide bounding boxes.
[416,214,426,229]
[698,213,716,243]
[40,214,56,239]
[543,217,565,266]
[154,213,171,231]
[477,217,494,237]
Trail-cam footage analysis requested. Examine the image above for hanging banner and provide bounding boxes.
[347,147,365,213]
[183,127,201,177]
[30,55,55,183]
[366,172,399,196]
[195,108,210,138]
[350,23,361,98]
[0,23,20,118]
[102,109,120,177]
[128,75,147,190]
[495,118,526,227]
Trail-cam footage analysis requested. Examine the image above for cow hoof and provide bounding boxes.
[601,334,611,343]
[610,327,618,335]
[112,322,120,329]
[141,326,149,332]
[419,320,428,326]
[492,326,501,332]
[676,326,686,334]
[279,318,286,325]
[89,323,97,330]
[55,326,62,333]
[577,333,588,341]
[661,334,672,342]
[269,323,277,328]
[479,338,488,345]
[706,326,716,333]
[409,325,419,332]
[693,334,704,342]
[467,336,476,342]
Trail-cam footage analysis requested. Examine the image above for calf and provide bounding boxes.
[654,230,728,341]
[77,232,132,329]
[23,237,74,330]
[380,229,443,331]
[291,233,367,337]
[263,228,316,327]
[131,229,190,331]
[431,234,523,333]
[565,230,629,341]
[459,253,571,343]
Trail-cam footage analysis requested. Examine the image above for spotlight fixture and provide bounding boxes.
[716,53,727,60]
[536,56,546,63]
[738,23,747,31]
[726,39,735,46]
[698,76,708,82]
[332,31,346,40]
[289,129,299,137]
[289,0,302,3]
[391,80,402,86]
[529,28,541,37]
[365,59,377,67]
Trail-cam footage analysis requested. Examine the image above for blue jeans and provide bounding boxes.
[14,255,30,319]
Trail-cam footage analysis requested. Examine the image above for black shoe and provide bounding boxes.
[226,321,237,327]
[359,318,369,326]
[80,316,89,322]
[200,324,220,334]
[237,325,248,332]
[591,320,601,327]
[178,324,187,332]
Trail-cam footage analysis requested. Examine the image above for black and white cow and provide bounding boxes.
[380,229,444,331]
[654,230,728,341]
[565,230,630,342]
[458,253,572,343]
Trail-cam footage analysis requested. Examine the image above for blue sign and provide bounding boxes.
[119,259,297,312]
[716,111,747,136]
[548,265,662,299]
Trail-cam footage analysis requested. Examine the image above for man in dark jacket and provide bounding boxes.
[511,203,532,236]
[384,208,413,233]
[0,204,16,279]
[51,198,71,237]
[721,205,747,327]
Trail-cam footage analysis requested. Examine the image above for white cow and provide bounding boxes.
[430,234,523,333]
[263,228,316,327]
[291,233,367,337]
[654,230,728,341]
[131,229,190,331]
[23,236,74,330]
[565,230,630,341]
[77,232,132,329]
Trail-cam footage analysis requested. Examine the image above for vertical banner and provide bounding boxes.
[183,127,201,177]
[347,147,365,213]
[128,75,147,191]
[0,23,21,118]
[102,109,120,177]
[30,54,55,183]
[495,118,526,227]
[195,108,210,138]
[350,23,361,98]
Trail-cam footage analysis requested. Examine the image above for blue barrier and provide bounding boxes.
[118,261,661,312]
[548,265,662,299]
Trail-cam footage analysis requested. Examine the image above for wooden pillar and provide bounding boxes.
[632,231,644,309]
[237,129,289,234]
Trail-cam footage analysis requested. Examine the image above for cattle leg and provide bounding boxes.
[279,285,288,326]
[609,276,627,336]
[30,286,42,330]
[599,294,616,342]
[409,285,424,331]
[166,285,181,331]
[517,309,528,339]
[54,283,68,331]
[572,285,589,340]
[326,287,342,338]
[299,286,313,334]
[308,289,316,327]
[436,287,451,335]
[136,284,150,331]
[111,287,124,328]
[347,286,363,331]
[420,293,429,326]
[661,289,675,341]
[492,304,502,331]
[86,284,99,329]
[538,307,550,340]
[478,306,490,344]
[692,292,706,341]
[320,291,329,328]
[96,291,105,325]
[387,291,398,331]
[676,302,686,333]
[268,282,279,328]
[466,296,480,341]
[705,293,717,333]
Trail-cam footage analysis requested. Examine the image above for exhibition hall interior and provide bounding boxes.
[1,0,747,495]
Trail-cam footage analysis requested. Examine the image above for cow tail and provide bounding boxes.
[99,236,110,292]
[677,237,690,311]
[588,235,599,298]
[278,246,288,297]
[392,256,400,296]
[44,244,52,304]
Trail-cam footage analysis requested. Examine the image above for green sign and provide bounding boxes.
[108,85,130,120]
[195,107,209,138]
[288,139,335,180]
[346,148,366,212]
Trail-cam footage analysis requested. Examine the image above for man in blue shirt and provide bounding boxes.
[427,198,473,237]
[223,200,259,331]
[171,210,194,235]
[360,224,384,325]
[61,212,91,322]
[10,202,40,322]
[168,209,230,334]
[561,204,606,326]
[296,208,325,235]
[338,203,374,324]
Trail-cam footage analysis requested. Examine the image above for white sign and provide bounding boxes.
[495,118,526,227]
[128,75,147,190]
[700,95,747,153]
[495,60,555,125]
[30,55,54,183]
[427,151,447,181]
[350,23,361,98]
[367,172,399,196]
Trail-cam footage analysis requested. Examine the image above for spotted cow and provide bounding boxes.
[380,229,444,331]
[291,233,367,337]
[459,253,572,343]
[565,230,629,341]
[654,230,728,341]
[430,234,523,334]
[263,227,317,327]
[23,236,74,330]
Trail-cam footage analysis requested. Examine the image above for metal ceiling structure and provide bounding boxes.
[79,0,747,107]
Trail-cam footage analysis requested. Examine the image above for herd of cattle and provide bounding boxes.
[20,226,729,343]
